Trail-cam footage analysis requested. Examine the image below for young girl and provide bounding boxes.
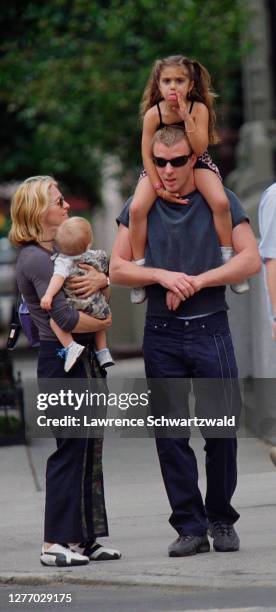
[40,216,114,372]
[129,54,249,303]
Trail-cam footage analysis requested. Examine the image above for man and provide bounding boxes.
[258,181,276,466]
[110,126,260,556]
[259,182,276,341]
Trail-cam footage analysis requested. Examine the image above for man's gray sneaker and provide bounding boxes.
[208,522,240,552]
[168,534,210,557]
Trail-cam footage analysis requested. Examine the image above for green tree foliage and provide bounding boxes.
[0,0,248,203]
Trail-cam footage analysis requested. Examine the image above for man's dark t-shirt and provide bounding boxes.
[116,188,248,318]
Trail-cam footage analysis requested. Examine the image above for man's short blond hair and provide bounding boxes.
[55,216,93,256]
[152,126,192,152]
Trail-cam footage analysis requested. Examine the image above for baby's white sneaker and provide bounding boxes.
[64,341,85,372]
[95,348,115,368]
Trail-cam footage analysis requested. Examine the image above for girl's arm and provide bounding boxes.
[142,108,162,188]
[176,96,209,156]
[41,274,65,310]
[142,107,187,204]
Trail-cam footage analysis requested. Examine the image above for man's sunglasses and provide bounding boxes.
[153,154,193,168]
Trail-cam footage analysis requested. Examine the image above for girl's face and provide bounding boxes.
[158,65,193,104]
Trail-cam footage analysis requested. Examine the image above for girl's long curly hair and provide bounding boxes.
[141,55,219,145]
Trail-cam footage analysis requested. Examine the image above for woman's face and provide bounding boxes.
[40,184,70,232]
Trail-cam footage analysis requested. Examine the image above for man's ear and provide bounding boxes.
[189,153,197,168]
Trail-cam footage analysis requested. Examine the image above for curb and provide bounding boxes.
[1,573,275,590]
[0,573,206,590]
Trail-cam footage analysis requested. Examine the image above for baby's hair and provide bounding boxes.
[141,55,219,145]
[55,216,93,256]
[152,126,192,151]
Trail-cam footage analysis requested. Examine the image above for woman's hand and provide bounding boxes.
[156,188,189,205]
[67,264,108,298]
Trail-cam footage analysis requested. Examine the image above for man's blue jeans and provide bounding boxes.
[143,311,240,536]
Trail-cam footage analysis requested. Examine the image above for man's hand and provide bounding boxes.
[166,291,182,311]
[156,270,196,300]
[166,274,203,310]
[67,264,107,298]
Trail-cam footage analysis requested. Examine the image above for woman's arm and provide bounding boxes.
[72,312,112,333]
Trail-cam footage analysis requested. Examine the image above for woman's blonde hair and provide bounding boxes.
[141,55,219,145]
[9,175,57,247]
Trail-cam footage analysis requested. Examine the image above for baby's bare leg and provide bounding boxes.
[94,329,114,367]
[95,329,107,351]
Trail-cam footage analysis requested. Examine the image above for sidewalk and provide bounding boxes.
[1,355,276,592]
[1,432,276,590]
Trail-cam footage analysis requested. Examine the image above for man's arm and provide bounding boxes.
[264,259,276,340]
[109,225,196,300]
[192,221,261,291]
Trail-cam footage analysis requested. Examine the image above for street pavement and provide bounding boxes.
[0,354,276,611]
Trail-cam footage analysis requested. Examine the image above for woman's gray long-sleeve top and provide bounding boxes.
[16,243,79,341]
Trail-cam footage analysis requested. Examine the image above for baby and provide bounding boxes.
[40,216,114,372]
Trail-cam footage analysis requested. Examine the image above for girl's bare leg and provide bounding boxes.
[194,169,232,246]
[129,175,156,260]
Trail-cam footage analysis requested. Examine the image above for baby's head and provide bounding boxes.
[55,216,93,256]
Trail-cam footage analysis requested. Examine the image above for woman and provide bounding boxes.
[9,175,121,566]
